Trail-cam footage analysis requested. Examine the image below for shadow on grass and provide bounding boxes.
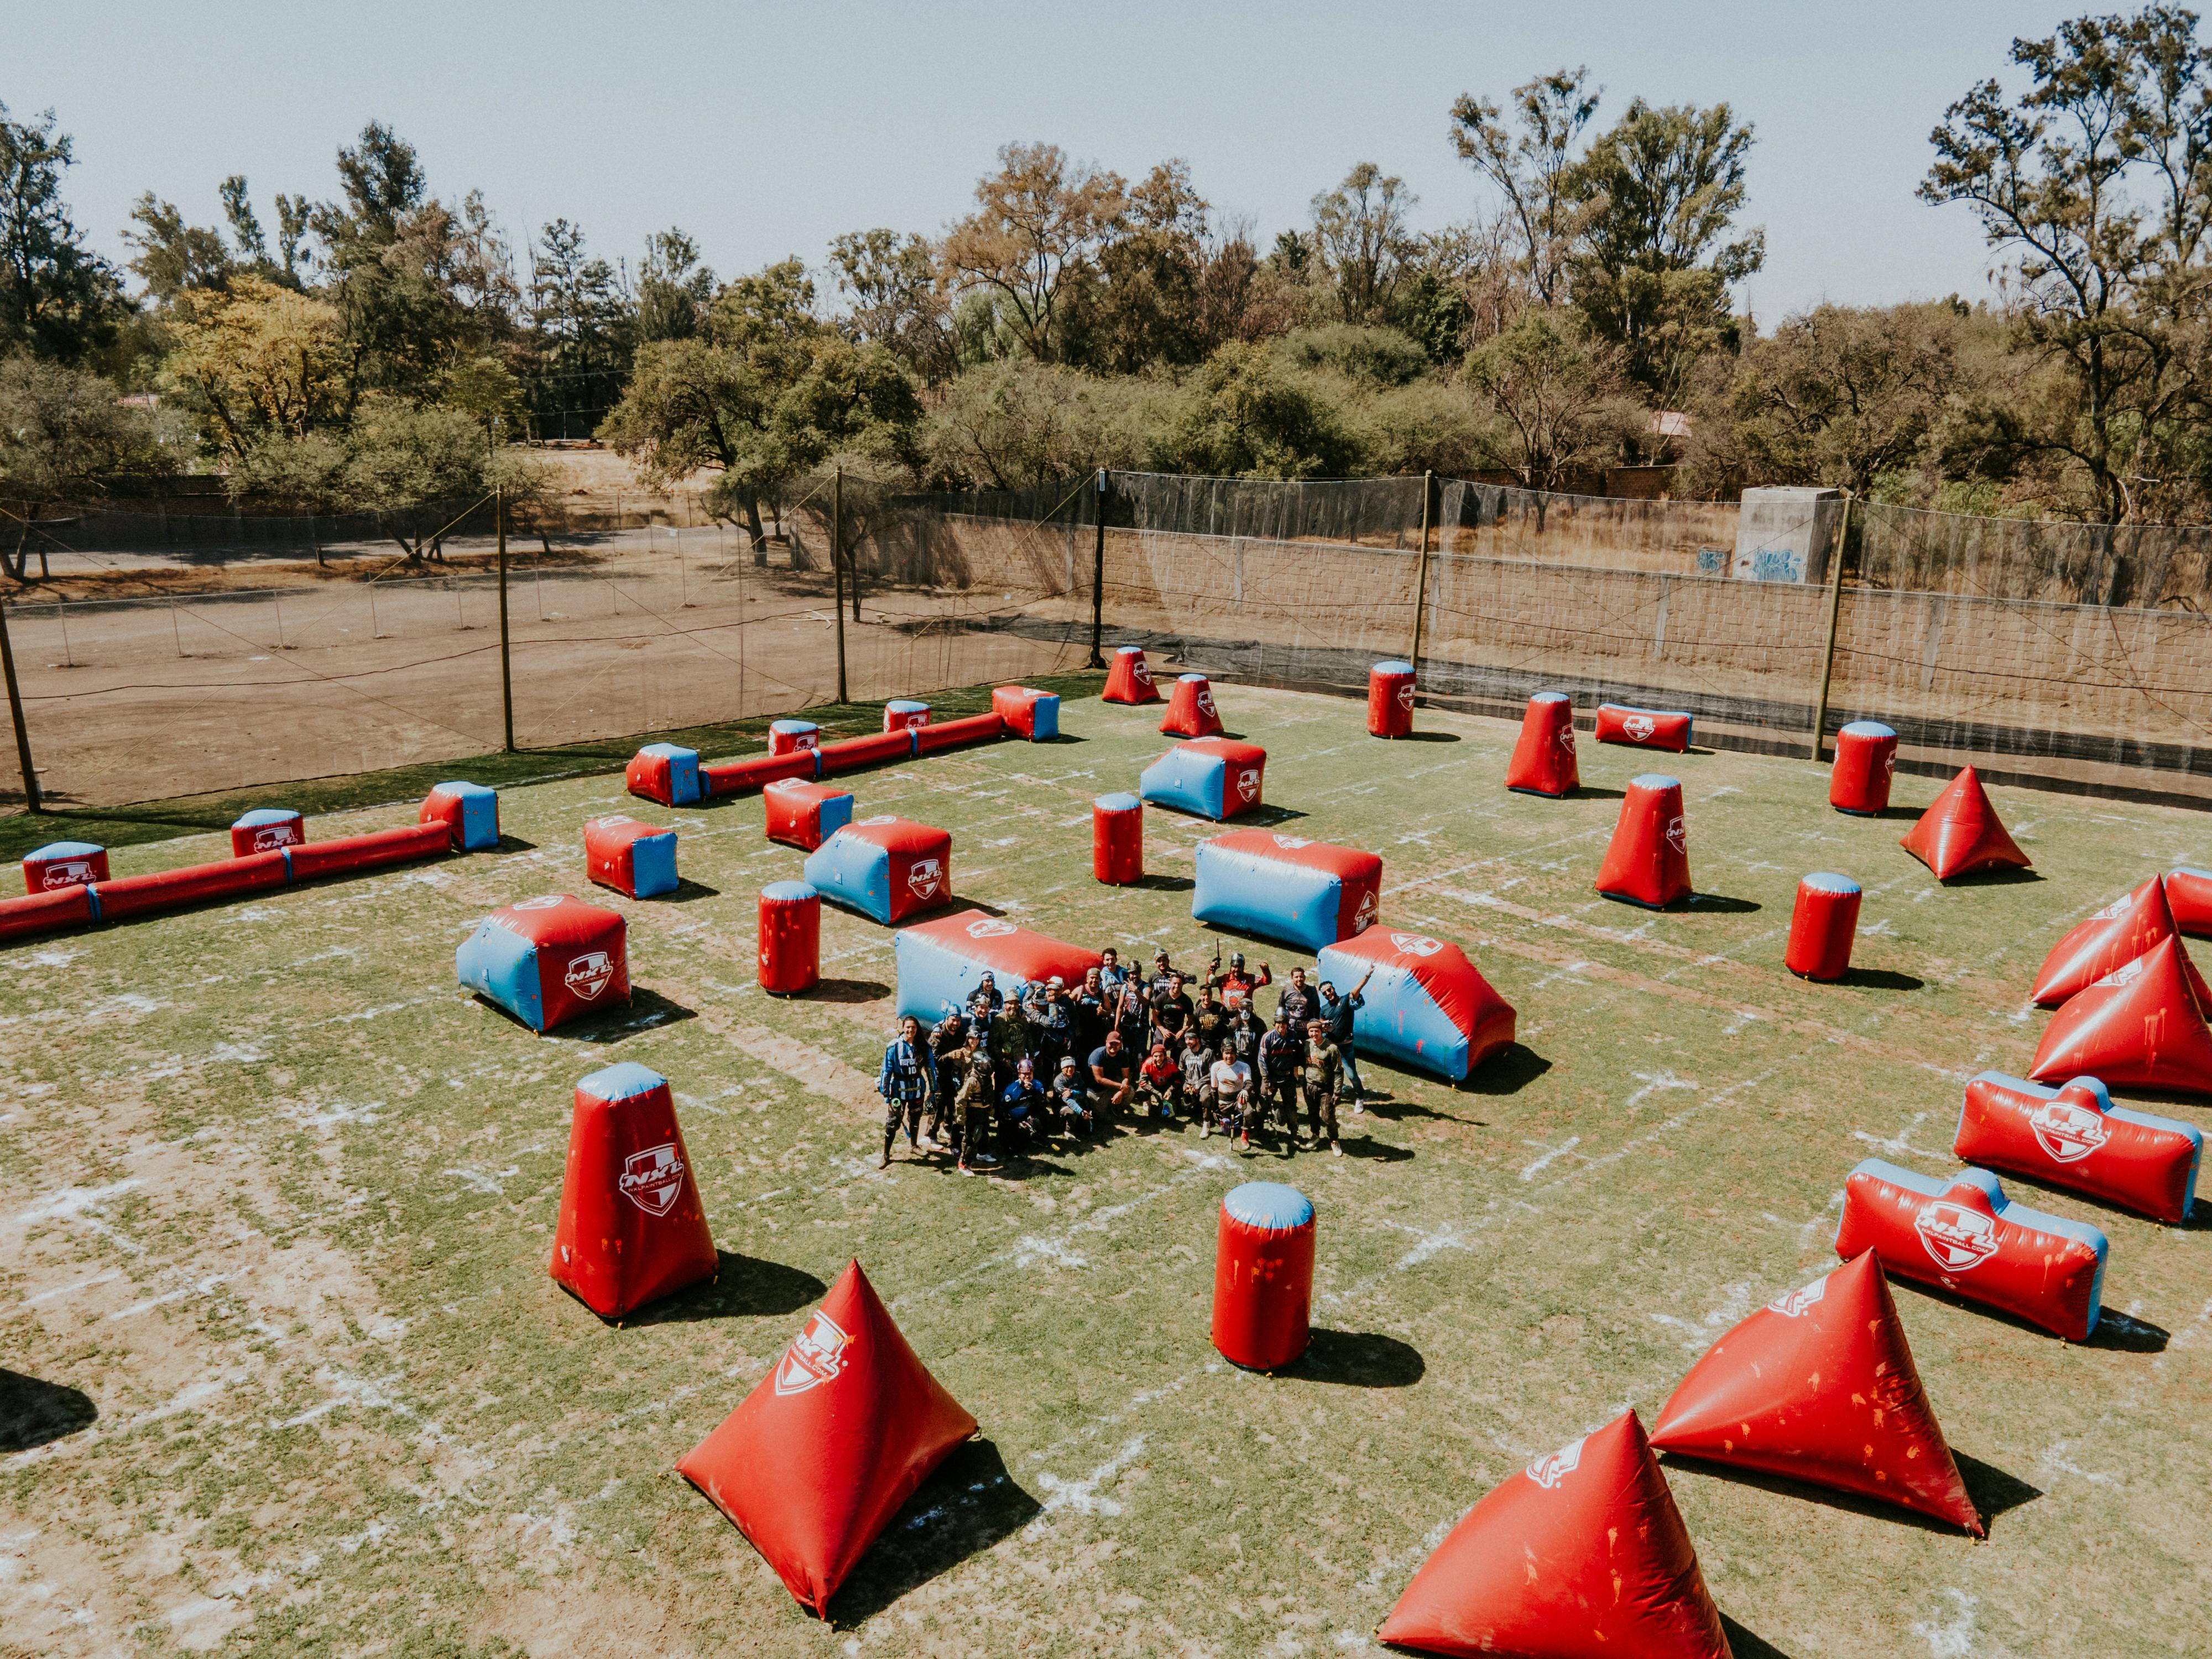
[1129,873,1196,893]
[1660,1450,2030,1537]
[551,987,696,1043]
[1392,729,1461,743]
[1342,1135,1415,1162]
[1461,1044,1552,1095]
[830,1439,1040,1627]
[933,893,1005,918]
[627,1252,828,1326]
[1720,1613,1801,1659]
[0,1369,97,1452]
[810,978,893,1004]
[493,835,538,852]
[1955,1450,2044,1523]
[1892,1277,2168,1352]
[657,879,721,903]
[1284,1328,1425,1387]
[1573,786,1627,800]
[1836,966,1926,990]
[1943,866,2044,887]
[1678,891,1761,914]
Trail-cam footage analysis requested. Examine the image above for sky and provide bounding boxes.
[17,1,2085,323]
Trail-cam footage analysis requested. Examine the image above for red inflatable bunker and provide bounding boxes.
[1367,660,1415,738]
[1650,1251,1980,1533]
[1900,766,2030,881]
[2167,866,2212,937]
[583,814,680,900]
[1377,1410,1728,1659]
[676,1261,977,1617]
[893,909,1103,1027]
[93,849,288,920]
[1211,1182,1315,1370]
[2028,935,2212,1097]
[703,748,821,798]
[1785,872,1861,980]
[990,684,1061,739]
[1314,928,1515,1082]
[759,880,822,995]
[1092,792,1142,885]
[1160,673,1224,737]
[1836,1159,2109,1341]
[1595,774,1693,908]
[1503,690,1578,796]
[229,808,304,857]
[22,841,107,894]
[1955,1071,2201,1223]
[802,816,952,925]
[456,894,630,1033]
[763,779,855,852]
[913,710,1005,755]
[1595,702,1692,753]
[550,1062,717,1319]
[2032,875,2185,1006]
[1103,644,1159,703]
[883,698,931,733]
[284,822,450,883]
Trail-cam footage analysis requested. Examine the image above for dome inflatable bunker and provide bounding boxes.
[550,1062,717,1320]
[1160,673,1224,737]
[802,816,951,925]
[1315,928,1515,1083]
[1785,872,1861,980]
[1829,720,1898,815]
[2032,875,2184,1006]
[1211,1182,1314,1370]
[457,894,629,1033]
[1193,830,1381,954]
[1650,1251,1980,1533]
[883,698,930,733]
[584,814,680,900]
[768,718,821,758]
[626,743,703,807]
[2166,866,2212,937]
[758,880,821,995]
[1140,737,1267,821]
[676,1261,978,1618]
[230,808,304,857]
[1092,792,1142,884]
[421,780,499,851]
[1836,1159,2108,1341]
[1595,702,1692,753]
[763,778,854,852]
[23,840,107,894]
[991,684,1061,739]
[894,910,1103,1028]
[1900,765,2030,880]
[1102,643,1159,703]
[1503,690,1579,796]
[1595,774,1693,908]
[1368,660,1415,738]
[2028,935,2212,1097]
[1377,1410,1729,1659]
[1955,1072,2200,1223]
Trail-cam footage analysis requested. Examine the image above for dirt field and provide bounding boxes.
[3,683,2208,1657]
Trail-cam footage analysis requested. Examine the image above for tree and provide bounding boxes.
[0,354,163,577]
[525,218,632,438]
[160,275,349,461]
[920,357,1169,489]
[338,398,508,560]
[1065,160,1213,372]
[940,143,1128,362]
[830,228,953,382]
[0,104,126,364]
[1566,99,1764,401]
[1310,163,1417,324]
[123,195,237,304]
[1165,341,1359,478]
[637,227,715,345]
[1921,4,2212,522]
[1462,306,1635,492]
[1449,67,1601,303]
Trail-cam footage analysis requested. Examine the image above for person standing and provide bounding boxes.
[1274,965,1321,1036]
[1224,1000,1264,1074]
[1073,967,1109,1062]
[877,1016,932,1168]
[1192,982,1231,1060]
[1258,1010,1305,1148]
[955,1044,998,1174]
[1177,1026,1214,1121]
[1318,967,1373,1112]
[1302,1019,1345,1157]
[1098,947,1129,999]
[926,1009,974,1157]
[1027,978,1074,1077]
[1207,950,1272,1014]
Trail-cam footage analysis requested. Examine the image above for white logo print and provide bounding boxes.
[1133,659,1153,686]
[565,951,615,1001]
[1558,727,1576,753]
[966,917,1017,938]
[1624,715,1656,743]
[2028,1098,2110,1164]
[791,731,819,750]
[251,825,299,851]
[1197,689,1217,717]
[1916,1201,1999,1272]
[1236,768,1261,804]
[618,1143,686,1216]
[858,815,899,827]
[41,861,91,889]
[1352,889,1377,933]
[774,1310,854,1396]
[1526,1437,1585,1489]
[1397,682,1415,712]
[513,895,565,911]
[1272,834,1311,850]
[1390,932,1443,957]
[1768,1275,1828,1318]
[2094,960,2145,990]
[2091,893,2131,921]
[908,857,943,900]
[589,814,632,830]
[1665,816,1687,855]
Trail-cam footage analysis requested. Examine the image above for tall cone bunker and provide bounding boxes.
[676,1261,977,1618]
[1595,774,1692,908]
[1503,690,1578,796]
[1650,1251,1980,1533]
[1160,673,1224,737]
[550,1063,717,1319]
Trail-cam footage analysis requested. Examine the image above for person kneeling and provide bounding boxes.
[1048,1055,1094,1139]
[999,1058,1053,1154]
[1136,1040,1181,1121]
[1206,1048,1254,1146]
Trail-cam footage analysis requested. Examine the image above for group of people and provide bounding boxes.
[878,944,1374,1173]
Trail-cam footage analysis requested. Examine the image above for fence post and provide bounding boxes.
[1088,467,1109,668]
[1407,469,1434,669]
[832,468,849,703]
[57,600,72,668]
[1808,491,1853,764]
[271,593,283,652]
[171,596,184,656]
[368,583,379,640]
[497,486,514,752]
[0,596,41,811]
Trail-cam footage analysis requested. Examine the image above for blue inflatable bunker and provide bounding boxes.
[1140,738,1268,821]
[893,910,1104,1027]
[1316,927,1516,1082]
[802,816,952,925]
[457,894,630,1032]
[1193,829,1383,954]
[422,780,500,851]
[626,743,702,806]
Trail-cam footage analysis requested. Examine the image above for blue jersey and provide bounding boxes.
[878,1038,929,1102]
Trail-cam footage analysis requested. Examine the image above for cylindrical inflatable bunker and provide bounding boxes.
[992,684,1062,740]
[23,840,108,894]
[1836,1159,2109,1342]
[892,909,1104,1029]
[758,880,822,995]
[1140,738,1267,821]
[1160,674,1224,738]
[1212,1182,1316,1370]
[1594,703,1692,754]
[231,808,304,857]
[1093,792,1143,885]
[1955,1072,2201,1224]
[1504,691,1578,796]
[1785,872,1861,981]
[1368,660,1416,738]
[1830,721,1898,815]
[884,699,931,733]
[702,748,820,797]
[1103,644,1160,704]
[1594,774,1692,909]
[456,894,629,1032]
[550,1062,717,1320]
[584,813,681,900]
[768,719,822,758]
[1193,830,1381,954]
[627,742,703,807]
[802,816,952,925]
[1316,927,1516,1082]
[421,780,499,851]
[763,778,855,852]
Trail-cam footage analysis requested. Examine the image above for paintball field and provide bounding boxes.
[2,682,2208,1659]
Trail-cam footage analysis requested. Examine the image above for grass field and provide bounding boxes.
[3,680,2208,1659]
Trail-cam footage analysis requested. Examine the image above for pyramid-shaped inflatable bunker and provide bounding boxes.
[1376,1410,1728,1659]
[1650,1251,1979,1534]
[2030,935,2212,1097]
[2031,876,2188,1006]
[1899,766,2030,881]
[676,1261,976,1617]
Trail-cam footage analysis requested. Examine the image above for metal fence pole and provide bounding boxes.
[56,600,72,668]
[1808,492,1854,764]
[1407,470,1434,669]
[272,592,284,651]
[832,468,849,703]
[171,596,184,656]
[497,485,514,752]
[368,584,379,639]
[1088,467,1108,668]
[0,597,41,811]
